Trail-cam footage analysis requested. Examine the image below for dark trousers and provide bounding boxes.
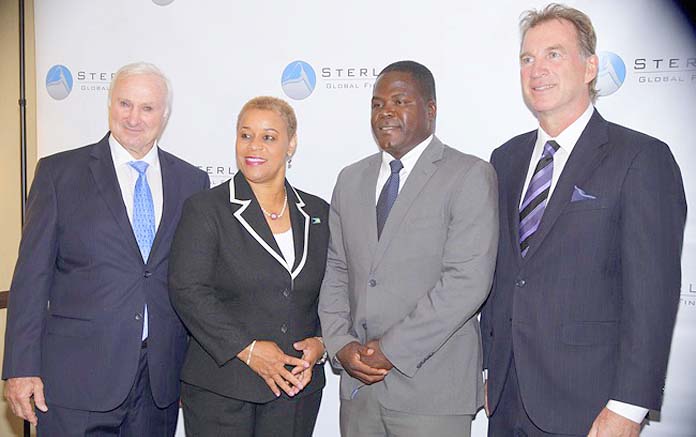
[181,381,322,437]
[37,347,179,437]
[488,357,581,437]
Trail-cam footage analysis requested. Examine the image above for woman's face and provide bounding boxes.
[236,108,296,187]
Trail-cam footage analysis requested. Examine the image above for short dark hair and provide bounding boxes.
[379,60,436,103]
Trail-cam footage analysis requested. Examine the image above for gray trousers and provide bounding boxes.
[340,384,473,437]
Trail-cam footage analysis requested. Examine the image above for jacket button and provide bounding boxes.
[515,279,526,288]
[282,288,290,298]
[143,271,152,278]
[280,323,288,334]
[135,313,143,321]
[368,279,377,287]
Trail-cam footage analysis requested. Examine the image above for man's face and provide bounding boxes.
[371,71,435,160]
[109,73,168,159]
[520,19,597,126]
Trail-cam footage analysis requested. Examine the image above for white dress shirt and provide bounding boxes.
[109,135,164,341]
[518,104,648,424]
[274,227,295,271]
[375,134,433,202]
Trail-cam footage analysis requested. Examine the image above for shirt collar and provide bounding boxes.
[537,104,594,154]
[380,134,433,171]
[108,134,160,168]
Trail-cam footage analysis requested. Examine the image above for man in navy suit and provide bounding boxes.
[481,4,686,437]
[2,62,209,435]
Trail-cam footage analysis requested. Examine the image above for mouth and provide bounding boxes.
[244,156,266,166]
[377,125,400,132]
[532,84,556,92]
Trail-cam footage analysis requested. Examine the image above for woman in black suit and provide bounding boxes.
[169,96,329,436]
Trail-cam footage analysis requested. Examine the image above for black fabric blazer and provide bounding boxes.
[169,171,329,403]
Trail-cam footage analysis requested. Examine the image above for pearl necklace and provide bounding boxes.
[260,190,288,220]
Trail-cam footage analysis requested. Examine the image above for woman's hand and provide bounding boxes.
[290,337,325,388]
[238,340,309,397]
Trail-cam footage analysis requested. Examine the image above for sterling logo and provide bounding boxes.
[46,65,73,100]
[596,52,626,97]
[281,61,316,100]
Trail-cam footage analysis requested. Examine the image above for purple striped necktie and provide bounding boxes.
[519,140,560,257]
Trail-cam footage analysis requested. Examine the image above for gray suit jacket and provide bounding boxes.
[319,136,498,415]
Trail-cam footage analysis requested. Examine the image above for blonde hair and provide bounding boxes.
[520,3,598,102]
[237,96,297,138]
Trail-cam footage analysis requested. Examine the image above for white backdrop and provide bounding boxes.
[34,1,695,435]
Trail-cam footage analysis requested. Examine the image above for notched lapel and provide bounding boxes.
[523,111,610,260]
[507,133,536,263]
[148,149,179,265]
[228,173,287,273]
[88,137,141,260]
[373,139,442,267]
[357,156,381,260]
[288,184,310,279]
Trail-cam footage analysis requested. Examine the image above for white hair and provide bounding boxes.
[108,62,173,117]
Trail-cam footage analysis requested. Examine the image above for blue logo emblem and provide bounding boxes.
[281,61,316,100]
[596,52,626,97]
[45,65,73,100]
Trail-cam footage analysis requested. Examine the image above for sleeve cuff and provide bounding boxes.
[606,400,648,424]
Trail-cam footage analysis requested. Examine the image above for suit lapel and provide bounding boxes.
[506,132,536,264]
[287,184,310,279]
[523,110,610,260]
[228,172,289,273]
[88,134,142,260]
[148,149,179,265]
[358,155,381,263]
[373,138,442,268]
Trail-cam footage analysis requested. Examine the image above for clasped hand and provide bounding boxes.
[336,340,391,385]
[239,338,324,398]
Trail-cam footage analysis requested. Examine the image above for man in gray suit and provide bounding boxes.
[319,60,498,436]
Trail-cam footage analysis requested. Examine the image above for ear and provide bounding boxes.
[288,134,298,158]
[585,54,599,84]
[426,100,437,122]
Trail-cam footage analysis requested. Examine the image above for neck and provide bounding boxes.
[537,100,590,138]
[249,178,286,209]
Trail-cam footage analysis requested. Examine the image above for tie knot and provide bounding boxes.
[129,161,149,175]
[389,159,403,174]
[543,140,560,158]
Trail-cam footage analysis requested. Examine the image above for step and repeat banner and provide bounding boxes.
[34,0,695,435]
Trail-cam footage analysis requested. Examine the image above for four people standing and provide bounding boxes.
[2,4,687,437]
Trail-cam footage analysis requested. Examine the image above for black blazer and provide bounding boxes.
[169,172,329,403]
[2,133,209,411]
[481,110,687,434]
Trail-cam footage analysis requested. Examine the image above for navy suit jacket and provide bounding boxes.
[481,110,686,434]
[2,133,209,411]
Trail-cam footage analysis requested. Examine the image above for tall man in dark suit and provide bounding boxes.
[319,61,498,437]
[481,4,686,437]
[2,62,209,435]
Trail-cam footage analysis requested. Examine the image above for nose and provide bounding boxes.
[530,59,549,78]
[378,103,394,119]
[125,108,140,126]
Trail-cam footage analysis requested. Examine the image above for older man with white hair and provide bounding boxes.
[2,62,209,436]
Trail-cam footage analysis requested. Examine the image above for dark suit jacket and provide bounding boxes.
[168,172,329,403]
[481,110,687,434]
[2,133,209,411]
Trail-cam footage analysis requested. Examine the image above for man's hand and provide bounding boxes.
[336,341,388,385]
[587,407,640,437]
[360,339,393,371]
[4,377,48,426]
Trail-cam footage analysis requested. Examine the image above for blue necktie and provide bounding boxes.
[376,159,403,239]
[519,140,560,257]
[129,161,154,340]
